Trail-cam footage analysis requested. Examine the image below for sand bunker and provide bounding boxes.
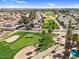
[44,56,50,59]
[5,35,19,43]
[14,46,36,59]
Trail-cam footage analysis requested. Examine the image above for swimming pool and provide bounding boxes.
[70,48,79,58]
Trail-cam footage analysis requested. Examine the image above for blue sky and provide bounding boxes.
[0,0,79,8]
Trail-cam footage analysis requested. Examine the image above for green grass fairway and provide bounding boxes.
[0,32,41,59]
[46,11,55,17]
[10,32,41,49]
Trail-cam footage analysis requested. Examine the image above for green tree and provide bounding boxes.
[75,34,79,47]
[48,28,52,34]
[66,20,73,51]
[18,16,29,24]
[38,30,54,51]
[38,30,46,51]
[66,20,73,41]
[48,28,53,45]
[29,10,36,20]
[41,30,45,39]
[72,34,78,43]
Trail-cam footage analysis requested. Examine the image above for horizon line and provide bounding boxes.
[0,7,79,9]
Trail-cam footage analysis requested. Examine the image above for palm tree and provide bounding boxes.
[18,16,29,24]
[48,28,52,34]
[48,28,54,45]
[72,34,78,44]
[0,28,3,35]
[37,30,46,51]
[65,48,70,59]
[66,20,73,59]
[66,20,73,48]
[41,30,45,39]
[29,10,36,21]
[75,34,79,47]
[67,20,72,39]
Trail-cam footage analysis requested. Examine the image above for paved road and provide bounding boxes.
[15,28,79,35]
[50,32,66,59]
[54,19,63,30]
[53,29,79,34]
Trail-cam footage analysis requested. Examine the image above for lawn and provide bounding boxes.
[42,11,59,29]
[42,20,59,29]
[46,11,55,17]
[0,32,41,59]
